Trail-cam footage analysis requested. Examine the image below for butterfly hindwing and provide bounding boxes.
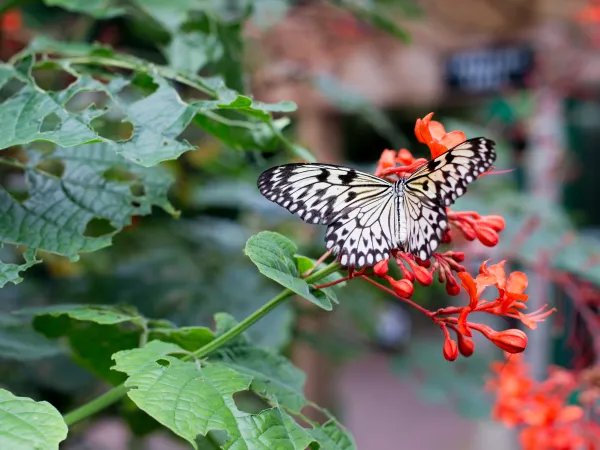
[402,137,496,260]
[258,163,396,267]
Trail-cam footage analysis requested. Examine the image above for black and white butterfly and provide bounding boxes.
[257,137,496,268]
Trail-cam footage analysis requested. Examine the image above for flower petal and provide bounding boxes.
[414,112,434,144]
[507,271,528,294]
[557,405,584,423]
[428,120,446,140]
[457,307,472,336]
[488,260,507,289]
[440,130,467,149]
[458,271,478,308]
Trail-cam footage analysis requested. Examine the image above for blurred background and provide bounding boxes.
[2,0,600,449]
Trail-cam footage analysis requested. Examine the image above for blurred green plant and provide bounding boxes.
[0,0,427,448]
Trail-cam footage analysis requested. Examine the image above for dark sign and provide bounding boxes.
[445,46,534,93]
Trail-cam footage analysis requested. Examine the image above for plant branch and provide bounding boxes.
[63,384,128,426]
[62,261,342,426]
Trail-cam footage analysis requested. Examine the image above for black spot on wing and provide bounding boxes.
[427,159,441,171]
[316,168,330,183]
[338,169,358,185]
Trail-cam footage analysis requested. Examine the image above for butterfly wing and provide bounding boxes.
[402,137,496,260]
[257,163,397,267]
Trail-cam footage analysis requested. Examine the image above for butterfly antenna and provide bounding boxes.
[479,167,516,178]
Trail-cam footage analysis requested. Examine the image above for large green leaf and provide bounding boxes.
[25,305,144,384]
[244,231,333,310]
[0,142,175,282]
[0,389,68,450]
[0,314,61,360]
[113,349,314,450]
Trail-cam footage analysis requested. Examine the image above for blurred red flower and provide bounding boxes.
[488,354,600,450]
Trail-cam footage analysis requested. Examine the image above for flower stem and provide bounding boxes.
[359,275,433,317]
[62,261,341,426]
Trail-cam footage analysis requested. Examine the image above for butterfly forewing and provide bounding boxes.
[257,163,397,266]
[402,137,496,260]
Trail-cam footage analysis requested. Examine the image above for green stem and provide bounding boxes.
[63,384,128,426]
[62,261,341,426]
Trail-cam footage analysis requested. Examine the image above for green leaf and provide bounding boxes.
[0,314,61,360]
[0,389,68,450]
[17,304,144,326]
[308,419,356,450]
[19,304,145,383]
[111,340,184,375]
[9,38,305,161]
[295,255,345,304]
[113,350,315,449]
[244,231,332,310]
[0,143,175,262]
[338,1,411,43]
[43,0,125,18]
[149,326,215,352]
[0,249,39,288]
[213,314,307,412]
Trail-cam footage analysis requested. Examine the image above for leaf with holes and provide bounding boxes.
[244,232,332,310]
[308,419,357,450]
[0,248,39,288]
[213,314,307,412]
[0,388,68,450]
[6,37,306,162]
[0,143,175,263]
[112,349,315,450]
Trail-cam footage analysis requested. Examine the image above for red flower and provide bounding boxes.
[415,112,467,159]
[488,353,600,450]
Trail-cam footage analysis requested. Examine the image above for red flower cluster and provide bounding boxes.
[370,113,506,299]
[488,354,600,450]
[308,112,556,361]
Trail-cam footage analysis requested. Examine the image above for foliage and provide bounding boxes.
[0,0,562,449]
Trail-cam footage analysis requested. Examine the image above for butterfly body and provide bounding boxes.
[258,137,496,268]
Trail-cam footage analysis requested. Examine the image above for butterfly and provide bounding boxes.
[257,137,496,268]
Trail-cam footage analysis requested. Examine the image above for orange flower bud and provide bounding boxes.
[413,265,433,286]
[457,334,475,357]
[446,276,461,296]
[373,259,389,277]
[475,225,499,247]
[443,337,459,361]
[441,229,452,243]
[460,223,477,241]
[451,252,465,262]
[480,215,506,232]
[488,329,528,353]
[389,278,414,298]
